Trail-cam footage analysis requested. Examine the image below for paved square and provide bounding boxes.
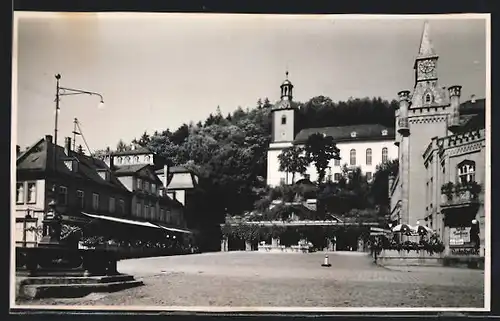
[17,251,485,308]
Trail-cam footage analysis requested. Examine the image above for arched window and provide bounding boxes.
[424,93,433,104]
[281,115,287,125]
[366,148,372,165]
[134,156,140,163]
[458,160,476,184]
[125,156,131,163]
[350,149,356,166]
[382,147,388,163]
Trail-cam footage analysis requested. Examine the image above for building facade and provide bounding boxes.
[15,135,131,246]
[389,21,486,257]
[266,73,397,187]
[15,136,197,247]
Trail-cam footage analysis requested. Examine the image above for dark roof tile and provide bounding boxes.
[294,124,395,144]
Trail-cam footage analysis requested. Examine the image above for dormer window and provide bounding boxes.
[350,132,357,138]
[424,93,433,104]
[64,159,78,172]
[382,129,388,136]
[98,170,110,181]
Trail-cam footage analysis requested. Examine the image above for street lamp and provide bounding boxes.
[54,74,104,149]
[40,74,105,247]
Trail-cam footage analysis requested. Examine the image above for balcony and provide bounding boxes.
[440,181,482,210]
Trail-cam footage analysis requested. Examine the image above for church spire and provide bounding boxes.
[417,21,437,58]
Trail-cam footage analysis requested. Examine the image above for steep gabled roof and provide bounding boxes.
[16,136,129,192]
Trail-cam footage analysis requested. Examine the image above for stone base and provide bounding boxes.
[16,274,143,300]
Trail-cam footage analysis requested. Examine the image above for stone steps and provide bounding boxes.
[18,279,144,299]
[19,274,135,285]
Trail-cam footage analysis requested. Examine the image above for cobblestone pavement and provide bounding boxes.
[18,251,485,308]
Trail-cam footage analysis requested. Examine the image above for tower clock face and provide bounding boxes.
[419,60,436,73]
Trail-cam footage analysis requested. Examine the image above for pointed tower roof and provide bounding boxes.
[416,21,438,59]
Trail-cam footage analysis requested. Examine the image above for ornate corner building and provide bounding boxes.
[389,21,486,257]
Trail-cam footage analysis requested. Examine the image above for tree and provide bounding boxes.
[304,133,341,184]
[277,145,310,184]
[116,139,130,152]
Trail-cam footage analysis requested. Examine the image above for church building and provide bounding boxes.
[266,73,398,187]
[389,21,486,258]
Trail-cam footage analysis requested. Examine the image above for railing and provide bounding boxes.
[441,185,481,209]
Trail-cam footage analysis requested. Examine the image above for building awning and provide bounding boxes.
[154,223,192,234]
[81,212,161,229]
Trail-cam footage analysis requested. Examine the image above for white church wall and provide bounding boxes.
[267,139,397,186]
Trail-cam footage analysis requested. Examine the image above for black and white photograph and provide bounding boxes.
[11,12,490,312]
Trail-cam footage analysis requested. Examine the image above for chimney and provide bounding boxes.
[45,135,53,144]
[16,145,20,156]
[163,164,169,189]
[64,137,72,156]
[471,94,476,103]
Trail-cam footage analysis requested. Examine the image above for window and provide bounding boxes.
[145,181,150,193]
[366,172,373,181]
[118,199,125,214]
[334,158,340,166]
[26,182,36,203]
[334,173,342,182]
[92,193,99,210]
[109,197,115,213]
[281,115,287,125]
[160,209,165,221]
[382,129,388,136]
[382,147,388,163]
[58,186,68,206]
[136,178,142,190]
[350,149,356,166]
[16,183,24,204]
[76,190,85,209]
[425,93,432,104]
[145,155,151,162]
[117,157,123,164]
[134,156,140,163]
[350,132,357,138]
[152,183,156,194]
[280,177,286,185]
[366,148,372,165]
[458,160,476,184]
[136,203,142,216]
[144,205,149,219]
[151,207,156,220]
[125,156,131,163]
[166,211,171,223]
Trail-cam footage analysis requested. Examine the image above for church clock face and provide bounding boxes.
[419,60,436,73]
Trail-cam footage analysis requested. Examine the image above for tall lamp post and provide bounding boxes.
[39,74,105,247]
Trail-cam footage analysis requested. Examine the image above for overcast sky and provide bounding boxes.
[14,13,487,151]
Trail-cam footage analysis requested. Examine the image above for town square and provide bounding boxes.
[12,13,488,311]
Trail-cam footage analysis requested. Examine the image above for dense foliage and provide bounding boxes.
[98,96,396,251]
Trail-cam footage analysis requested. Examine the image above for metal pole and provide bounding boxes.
[54,74,60,173]
[72,118,78,151]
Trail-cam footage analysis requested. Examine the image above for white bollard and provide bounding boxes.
[321,254,331,267]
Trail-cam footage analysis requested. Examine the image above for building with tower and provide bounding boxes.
[266,72,397,187]
[389,21,486,258]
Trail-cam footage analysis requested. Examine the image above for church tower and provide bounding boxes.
[266,71,296,187]
[271,71,295,143]
[396,21,458,228]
